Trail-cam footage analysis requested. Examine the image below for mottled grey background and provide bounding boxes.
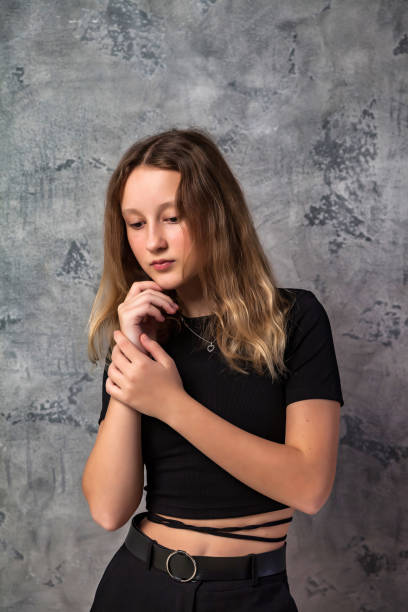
[1,0,407,610]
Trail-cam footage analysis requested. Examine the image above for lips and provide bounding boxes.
[151,260,175,270]
[152,259,174,264]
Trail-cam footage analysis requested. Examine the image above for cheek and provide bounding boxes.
[126,232,143,259]
[175,223,194,256]
[172,227,188,252]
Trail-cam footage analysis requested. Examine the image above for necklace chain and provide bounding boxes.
[180,315,216,352]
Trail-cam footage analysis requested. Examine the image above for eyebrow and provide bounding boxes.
[122,201,175,216]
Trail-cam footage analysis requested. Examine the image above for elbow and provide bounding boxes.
[82,487,124,531]
[88,498,143,532]
[303,500,323,516]
[83,495,118,531]
[97,515,125,532]
[89,507,129,531]
[92,514,118,531]
[302,485,333,515]
[81,475,143,531]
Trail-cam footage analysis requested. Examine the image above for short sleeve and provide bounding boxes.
[98,356,111,425]
[284,290,344,408]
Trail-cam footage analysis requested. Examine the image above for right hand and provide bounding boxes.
[117,281,179,355]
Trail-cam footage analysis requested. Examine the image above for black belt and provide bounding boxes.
[124,511,287,583]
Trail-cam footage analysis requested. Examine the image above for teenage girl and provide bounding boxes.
[82,127,344,611]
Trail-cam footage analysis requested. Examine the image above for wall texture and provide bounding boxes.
[1,0,407,610]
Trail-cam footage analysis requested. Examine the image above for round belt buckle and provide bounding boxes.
[166,549,197,582]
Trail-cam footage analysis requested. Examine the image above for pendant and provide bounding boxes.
[207,343,215,352]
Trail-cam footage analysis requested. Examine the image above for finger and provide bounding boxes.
[132,292,179,315]
[112,344,132,369]
[108,362,126,387]
[124,281,163,302]
[112,344,130,363]
[106,375,124,401]
[140,333,171,366]
[114,330,144,363]
[122,299,166,323]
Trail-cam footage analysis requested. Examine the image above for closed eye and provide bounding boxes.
[129,217,179,230]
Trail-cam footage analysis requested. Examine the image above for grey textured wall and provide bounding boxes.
[1,1,407,610]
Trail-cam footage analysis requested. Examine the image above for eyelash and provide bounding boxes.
[129,217,179,230]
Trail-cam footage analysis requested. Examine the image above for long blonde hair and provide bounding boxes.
[87,127,296,381]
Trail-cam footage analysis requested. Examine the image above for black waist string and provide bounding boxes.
[146,512,293,543]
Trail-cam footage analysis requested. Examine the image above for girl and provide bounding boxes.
[82,127,344,611]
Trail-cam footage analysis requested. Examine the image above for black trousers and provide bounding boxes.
[89,520,299,611]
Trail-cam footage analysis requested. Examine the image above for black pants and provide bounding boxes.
[89,522,299,611]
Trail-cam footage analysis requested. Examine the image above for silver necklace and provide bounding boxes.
[180,315,216,352]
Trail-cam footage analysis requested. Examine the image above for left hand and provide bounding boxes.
[106,329,185,421]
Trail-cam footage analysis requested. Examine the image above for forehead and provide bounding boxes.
[121,166,181,209]
[122,201,176,216]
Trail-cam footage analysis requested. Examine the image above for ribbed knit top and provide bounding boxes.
[98,288,344,520]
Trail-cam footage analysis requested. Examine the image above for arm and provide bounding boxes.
[81,397,144,530]
[164,390,341,515]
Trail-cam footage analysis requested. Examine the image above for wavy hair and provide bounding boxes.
[87,127,296,381]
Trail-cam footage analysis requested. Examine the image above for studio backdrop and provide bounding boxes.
[1,1,406,610]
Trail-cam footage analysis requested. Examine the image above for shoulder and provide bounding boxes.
[278,287,326,321]
[279,288,344,407]
[279,286,321,305]
[278,287,333,344]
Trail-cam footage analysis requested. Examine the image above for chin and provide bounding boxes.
[149,274,181,289]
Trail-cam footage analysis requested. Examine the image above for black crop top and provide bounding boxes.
[98,288,344,542]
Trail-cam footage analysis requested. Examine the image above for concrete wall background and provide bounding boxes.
[1,0,407,610]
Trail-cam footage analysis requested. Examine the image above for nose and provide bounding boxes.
[145,224,168,251]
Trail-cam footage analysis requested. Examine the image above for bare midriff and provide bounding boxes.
[138,507,295,557]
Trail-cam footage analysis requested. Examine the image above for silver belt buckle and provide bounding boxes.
[166,549,197,582]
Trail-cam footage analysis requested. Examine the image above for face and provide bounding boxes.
[121,165,201,291]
